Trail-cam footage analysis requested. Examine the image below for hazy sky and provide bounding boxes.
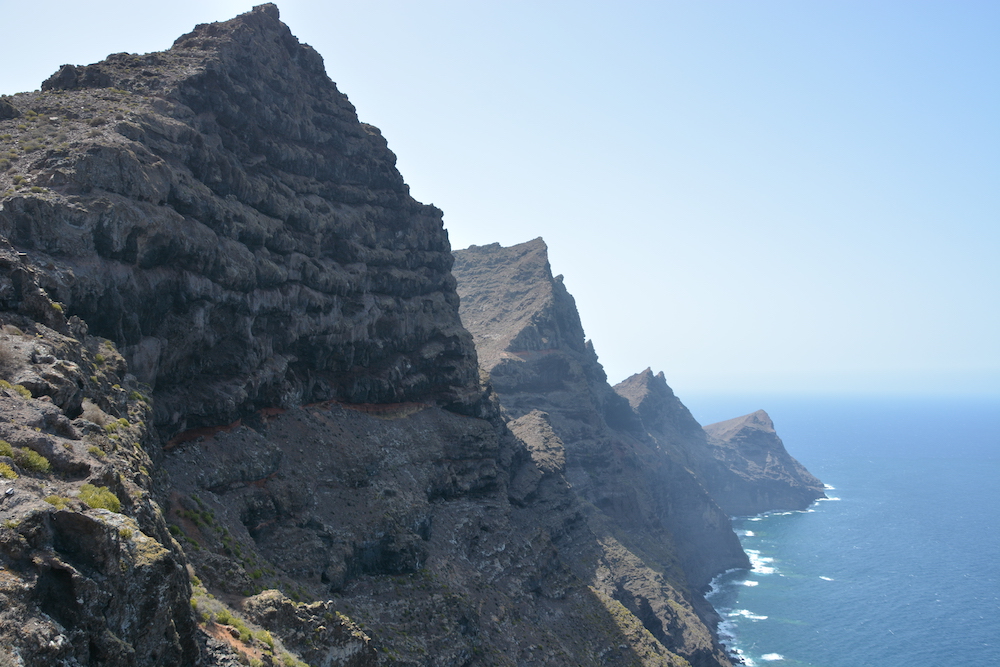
[2,1,997,398]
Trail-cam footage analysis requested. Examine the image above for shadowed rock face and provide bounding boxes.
[0,4,480,434]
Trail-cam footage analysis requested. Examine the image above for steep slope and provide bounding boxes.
[0,244,199,666]
[0,3,479,436]
[454,239,748,666]
[0,6,825,667]
[702,410,825,515]
[615,369,825,516]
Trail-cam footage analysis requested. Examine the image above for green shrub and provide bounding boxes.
[0,440,11,458]
[0,462,17,479]
[12,446,49,473]
[87,445,106,458]
[79,484,121,512]
[0,381,32,399]
[255,629,274,649]
[45,495,71,509]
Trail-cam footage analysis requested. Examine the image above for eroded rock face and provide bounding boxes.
[0,4,480,434]
[0,6,826,667]
[0,244,198,666]
[454,238,745,666]
[702,410,826,515]
[616,369,825,517]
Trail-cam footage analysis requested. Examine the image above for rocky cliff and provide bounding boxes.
[0,6,823,667]
[0,3,479,436]
[702,410,825,516]
[614,369,825,516]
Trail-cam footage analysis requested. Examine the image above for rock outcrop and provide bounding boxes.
[615,369,825,516]
[0,243,199,666]
[702,410,825,515]
[0,6,824,667]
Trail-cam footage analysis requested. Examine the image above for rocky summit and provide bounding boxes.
[0,6,823,667]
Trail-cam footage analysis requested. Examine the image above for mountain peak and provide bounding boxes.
[704,409,775,441]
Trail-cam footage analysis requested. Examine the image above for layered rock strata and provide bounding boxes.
[0,3,479,435]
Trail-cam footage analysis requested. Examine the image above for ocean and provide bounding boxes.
[688,395,1000,667]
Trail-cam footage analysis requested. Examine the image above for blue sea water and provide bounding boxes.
[690,395,1000,667]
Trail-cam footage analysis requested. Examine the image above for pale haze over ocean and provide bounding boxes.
[3,0,996,401]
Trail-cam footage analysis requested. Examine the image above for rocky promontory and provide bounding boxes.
[615,369,825,516]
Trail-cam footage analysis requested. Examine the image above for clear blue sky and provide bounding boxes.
[2,1,997,398]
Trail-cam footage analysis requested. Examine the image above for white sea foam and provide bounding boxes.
[746,550,778,575]
[817,496,841,501]
[730,609,768,621]
[740,580,759,587]
[761,653,784,661]
[819,576,834,581]
[749,516,763,521]
[739,530,756,537]
[824,483,836,490]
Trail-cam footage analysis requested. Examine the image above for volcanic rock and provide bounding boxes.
[1,3,480,435]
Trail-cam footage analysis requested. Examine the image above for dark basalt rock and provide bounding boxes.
[1,6,827,667]
[703,409,826,515]
[2,4,481,435]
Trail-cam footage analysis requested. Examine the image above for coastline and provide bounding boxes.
[706,495,833,667]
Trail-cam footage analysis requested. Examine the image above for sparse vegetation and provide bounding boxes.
[0,462,17,479]
[0,441,50,473]
[80,398,108,425]
[79,483,121,512]
[0,380,32,399]
[45,495,71,510]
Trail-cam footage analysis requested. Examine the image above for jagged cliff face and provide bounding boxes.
[454,238,747,666]
[702,410,825,515]
[0,245,199,666]
[0,3,479,434]
[615,369,825,516]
